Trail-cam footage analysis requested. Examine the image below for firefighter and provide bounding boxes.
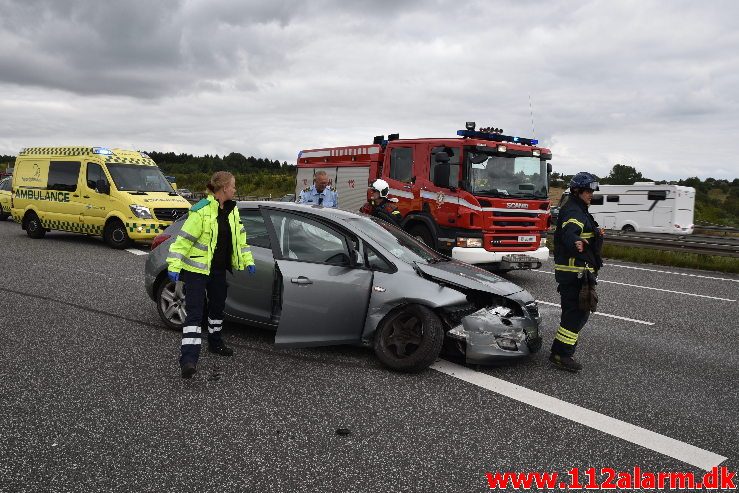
[360,179,402,226]
[166,171,256,379]
[298,170,338,207]
[550,172,604,372]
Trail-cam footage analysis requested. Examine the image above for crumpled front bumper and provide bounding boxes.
[445,306,542,365]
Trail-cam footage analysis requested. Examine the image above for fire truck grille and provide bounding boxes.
[493,211,537,217]
[493,221,535,227]
[154,208,189,222]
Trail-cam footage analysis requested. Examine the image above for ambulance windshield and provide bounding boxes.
[107,163,174,193]
[465,151,548,199]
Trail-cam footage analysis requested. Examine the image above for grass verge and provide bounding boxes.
[545,238,738,274]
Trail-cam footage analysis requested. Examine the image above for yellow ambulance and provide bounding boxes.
[11,146,191,248]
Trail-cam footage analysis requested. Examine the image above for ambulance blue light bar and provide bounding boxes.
[457,130,538,146]
[92,147,114,155]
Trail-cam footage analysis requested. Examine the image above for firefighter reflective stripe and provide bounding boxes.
[182,338,201,345]
[561,218,585,233]
[208,318,223,334]
[178,231,198,243]
[581,232,594,239]
[555,263,595,273]
[193,241,208,251]
[555,326,579,345]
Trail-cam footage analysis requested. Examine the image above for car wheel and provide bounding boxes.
[621,224,635,233]
[25,212,46,239]
[157,279,186,330]
[373,304,444,373]
[407,224,435,249]
[0,212,8,221]
[104,219,132,249]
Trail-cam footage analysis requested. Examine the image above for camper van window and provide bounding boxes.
[48,161,81,192]
[591,195,604,206]
[607,195,619,202]
[648,190,667,201]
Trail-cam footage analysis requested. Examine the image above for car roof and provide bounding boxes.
[237,200,364,221]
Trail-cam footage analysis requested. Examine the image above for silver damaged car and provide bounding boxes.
[145,202,542,372]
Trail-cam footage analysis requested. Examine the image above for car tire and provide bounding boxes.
[25,212,46,239]
[156,278,186,330]
[104,219,132,249]
[0,212,8,221]
[621,224,635,233]
[407,224,435,249]
[373,304,444,373]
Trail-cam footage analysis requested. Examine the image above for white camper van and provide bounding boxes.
[561,182,695,234]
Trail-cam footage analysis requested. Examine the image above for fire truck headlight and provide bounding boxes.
[532,149,541,157]
[457,237,483,248]
[497,145,507,153]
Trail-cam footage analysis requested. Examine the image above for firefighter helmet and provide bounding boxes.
[370,179,390,198]
[569,172,600,191]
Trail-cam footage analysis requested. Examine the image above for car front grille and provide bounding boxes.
[153,208,189,222]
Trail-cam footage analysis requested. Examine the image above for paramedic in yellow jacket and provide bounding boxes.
[166,171,255,379]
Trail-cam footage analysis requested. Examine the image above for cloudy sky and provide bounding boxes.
[0,0,737,180]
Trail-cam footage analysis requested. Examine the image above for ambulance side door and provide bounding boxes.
[47,160,85,226]
[79,162,111,234]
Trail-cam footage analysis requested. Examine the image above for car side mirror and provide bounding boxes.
[547,163,552,173]
[433,164,451,189]
[96,179,110,195]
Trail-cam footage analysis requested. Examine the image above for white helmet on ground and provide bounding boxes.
[370,179,390,198]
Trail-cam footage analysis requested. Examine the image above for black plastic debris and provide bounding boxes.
[335,428,351,436]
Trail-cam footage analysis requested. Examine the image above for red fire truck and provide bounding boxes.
[295,123,552,270]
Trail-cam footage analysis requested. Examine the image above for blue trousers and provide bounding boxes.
[180,269,228,365]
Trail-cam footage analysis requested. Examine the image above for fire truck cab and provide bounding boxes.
[296,124,552,271]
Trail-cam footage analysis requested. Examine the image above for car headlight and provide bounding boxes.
[130,204,153,219]
[456,237,483,248]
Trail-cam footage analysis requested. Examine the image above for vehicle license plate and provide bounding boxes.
[518,235,536,243]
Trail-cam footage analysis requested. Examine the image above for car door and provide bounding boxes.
[260,207,373,348]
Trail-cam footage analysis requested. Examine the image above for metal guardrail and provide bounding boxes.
[603,231,739,258]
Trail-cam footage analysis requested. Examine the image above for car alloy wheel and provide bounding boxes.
[157,280,186,330]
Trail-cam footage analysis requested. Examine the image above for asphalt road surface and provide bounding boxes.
[1,220,737,492]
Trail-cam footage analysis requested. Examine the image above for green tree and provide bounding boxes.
[603,164,645,185]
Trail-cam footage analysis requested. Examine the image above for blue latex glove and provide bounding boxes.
[168,270,179,283]
[247,265,256,275]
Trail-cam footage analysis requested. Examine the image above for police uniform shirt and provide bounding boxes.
[298,184,338,208]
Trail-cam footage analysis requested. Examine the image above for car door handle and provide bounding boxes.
[82,195,90,198]
[290,277,312,285]
[72,194,79,197]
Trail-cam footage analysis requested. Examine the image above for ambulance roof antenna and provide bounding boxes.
[529,94,536,139]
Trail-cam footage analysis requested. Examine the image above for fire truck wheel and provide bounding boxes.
[373,304,444,373]
[408,224,435,249]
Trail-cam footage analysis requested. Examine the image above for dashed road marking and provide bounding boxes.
[605,263,739,283]
[535,300,654,325]
[125,248,149,256]
[431,360,727,471]
[533,270,736,302]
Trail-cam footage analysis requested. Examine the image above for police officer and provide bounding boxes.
[298,170,338,207]
[550,172,604,372]
[360,179,402,226]
[166,171,256,379]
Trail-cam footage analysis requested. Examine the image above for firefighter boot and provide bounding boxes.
[549,353,583,372]
[181,362,197,379]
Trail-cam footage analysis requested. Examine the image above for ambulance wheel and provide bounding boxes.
[373,304,444,373]
[408,224,435,250]
[104,219,131,249]
[25,213,46,239]
[157,278,186,330]
[0,212,8,221]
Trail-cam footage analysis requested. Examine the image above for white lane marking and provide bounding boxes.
[125,248,149,256]
[605,263,739,283]
[532,270,736,302]
[536,300,654,325]
[431,360,727,471]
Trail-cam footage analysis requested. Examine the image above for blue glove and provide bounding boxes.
[168,270,179,283]
[247,265,256,275]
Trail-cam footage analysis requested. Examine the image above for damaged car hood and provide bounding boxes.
[415,260,524,297]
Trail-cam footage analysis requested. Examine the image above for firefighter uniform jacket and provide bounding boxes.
[361,198,402,226]
[167,195,254,275]
[553,194,603,283]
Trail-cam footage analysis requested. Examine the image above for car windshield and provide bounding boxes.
[465,151,548,199]
[344,216,446,265]
[107,163,174,192]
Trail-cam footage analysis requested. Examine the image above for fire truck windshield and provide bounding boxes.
[465,151,548,199]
